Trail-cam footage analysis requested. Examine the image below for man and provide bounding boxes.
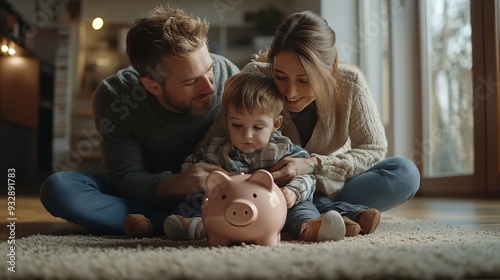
[40,5,239,235]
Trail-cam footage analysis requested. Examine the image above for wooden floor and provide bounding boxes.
[1,195,500,241]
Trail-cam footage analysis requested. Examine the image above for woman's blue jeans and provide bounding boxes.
[284,157,420,236]
[40,156,420,236]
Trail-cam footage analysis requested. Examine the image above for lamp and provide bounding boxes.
[0,39,17,56]
[92,17,104,30]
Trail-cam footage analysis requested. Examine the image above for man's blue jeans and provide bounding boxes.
[39,172,178,235]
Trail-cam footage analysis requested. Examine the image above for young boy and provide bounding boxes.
[165,71,348,242]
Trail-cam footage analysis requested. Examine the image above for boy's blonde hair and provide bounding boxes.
[222,71,284,117]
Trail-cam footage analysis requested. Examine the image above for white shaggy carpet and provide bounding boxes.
[1,215,499,280]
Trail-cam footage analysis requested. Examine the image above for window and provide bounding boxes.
[420,0,474,177]
[417,0,500,195]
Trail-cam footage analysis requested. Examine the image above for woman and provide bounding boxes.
[246,10,420,234]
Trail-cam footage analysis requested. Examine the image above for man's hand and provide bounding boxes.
[155,163,226,201]
[281,187,296,209]
[270,156,318,187]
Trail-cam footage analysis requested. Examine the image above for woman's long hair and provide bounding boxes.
[254,11,343,126]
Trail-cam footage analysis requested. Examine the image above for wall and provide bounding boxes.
[321,0,359,65]
[79,0,320,69]
[390,0,419,158]
[80,0,312,25]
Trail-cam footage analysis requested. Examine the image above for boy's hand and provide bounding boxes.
[155,163,225,201]
[280,187,296,209]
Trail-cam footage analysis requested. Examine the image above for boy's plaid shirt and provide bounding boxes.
[182,131,316,204]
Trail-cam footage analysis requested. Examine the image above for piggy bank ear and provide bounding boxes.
[206,171,231,197]
[246,169,274,191]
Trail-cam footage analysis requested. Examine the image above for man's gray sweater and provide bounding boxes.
[92,54,239,205]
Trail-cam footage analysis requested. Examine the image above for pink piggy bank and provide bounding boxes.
[201,169,287,247]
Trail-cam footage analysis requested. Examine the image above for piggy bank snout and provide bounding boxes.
[224,199,257,226]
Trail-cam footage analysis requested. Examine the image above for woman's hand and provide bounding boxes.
[270,156,318,187]
[155,163,226,200]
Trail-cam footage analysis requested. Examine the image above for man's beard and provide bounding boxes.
[162,93,215,116]
[190,94,215,116]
